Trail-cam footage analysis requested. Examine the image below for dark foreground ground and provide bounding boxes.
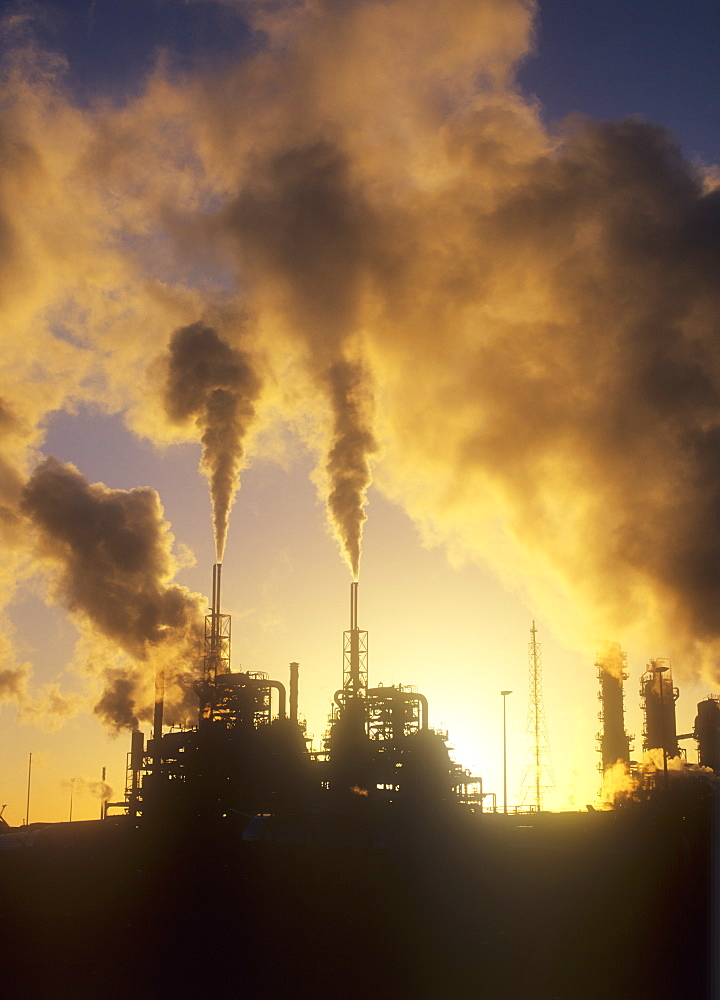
[0,795,716,1000]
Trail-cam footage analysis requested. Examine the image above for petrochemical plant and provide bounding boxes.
[2,560,718,1000]
[119,567,483,829]
[106,562,719,830]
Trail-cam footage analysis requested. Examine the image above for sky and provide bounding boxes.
[1,0,720,823]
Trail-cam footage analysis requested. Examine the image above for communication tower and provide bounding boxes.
[519,621,555,810]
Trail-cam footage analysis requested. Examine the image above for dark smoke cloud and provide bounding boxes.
[94,672,140,732]
[432,117,720,654]
[225,141,378,576]
[226,142,371,348]
[20,457,203,729]
[325,359,377,579]
[163,322,262,563]
[0,664,29,703]
[0,399,30,540]
[2,0,720,684]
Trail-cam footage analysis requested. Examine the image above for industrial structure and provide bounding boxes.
[596,643,632,774]
[122,569,485,826]
[519,621,555,810]
[3,569,719,1000]
[694,696,720,771]
[118,582,720,823]
[593,648,720,807]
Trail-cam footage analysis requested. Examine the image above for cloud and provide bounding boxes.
[0,663,30,703]
[17,682,83,732]
[20,458,204,729]
[162,320,262,562]
[0,0,719,716]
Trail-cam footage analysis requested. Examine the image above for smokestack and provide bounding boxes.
[641,660,680,759]
[212,562,222,619]
[153,665,165,744]
[209,562,224,668]
[694,698,720,771]
[289,662,299,724]
[129,730,144,820]
[596,645,631,772]
[349,581,359,691]
[342,580,367,703]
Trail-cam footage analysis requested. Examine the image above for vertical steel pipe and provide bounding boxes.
[289,662,299,724]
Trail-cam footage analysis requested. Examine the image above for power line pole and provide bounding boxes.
[520,621,555,811]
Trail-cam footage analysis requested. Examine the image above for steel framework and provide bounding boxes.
[520,621,555,810]
[596,644,632,776]
[342,581,368,700]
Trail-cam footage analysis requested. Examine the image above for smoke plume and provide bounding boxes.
[325,359,377,579]
[1,0,720,710]
[163,322,262,563]
[20,458,203,730]
[0,664,29,703]
[596,641,626,680]
[222,139,379,577]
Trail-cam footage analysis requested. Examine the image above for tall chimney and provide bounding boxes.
[215,562,222,616]
[641,660,680,759]
[349,581,360,691]
[153,663,165,744]
[289,662,299,724]
[596,646,631,772]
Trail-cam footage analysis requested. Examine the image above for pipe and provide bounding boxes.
[268,680,287,720]
[366,688,428,730]
[153,664,165,744]
[415,692,429,731]
[129,730,144,820]
[289,662,299,724]
[350,580,358,630]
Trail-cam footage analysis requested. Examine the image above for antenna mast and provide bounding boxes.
[520,621,555,811]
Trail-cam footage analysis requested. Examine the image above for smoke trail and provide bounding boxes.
[2,0,720,680]
[325,359,377,579]
[20,457,203,730]
[94,673,140,732]
[163,322,262,563]
[62,776,113,802]
[18,683,83,732]
[223,139,379,577]
[0,664,29,703]
[596,641,626,680]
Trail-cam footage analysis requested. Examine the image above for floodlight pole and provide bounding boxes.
[25,752,32,826]
[501,690,513,814]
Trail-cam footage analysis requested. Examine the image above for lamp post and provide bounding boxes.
[25,752,32,827]
[501,690,513,814]
[653,665,669,793]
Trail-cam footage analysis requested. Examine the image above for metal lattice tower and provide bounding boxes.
[520,621,555,811]
[342,581,368,701]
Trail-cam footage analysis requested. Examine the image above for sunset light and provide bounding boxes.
[1,1,718,996]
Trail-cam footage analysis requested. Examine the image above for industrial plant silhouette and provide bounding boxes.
[1,560,716,999]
